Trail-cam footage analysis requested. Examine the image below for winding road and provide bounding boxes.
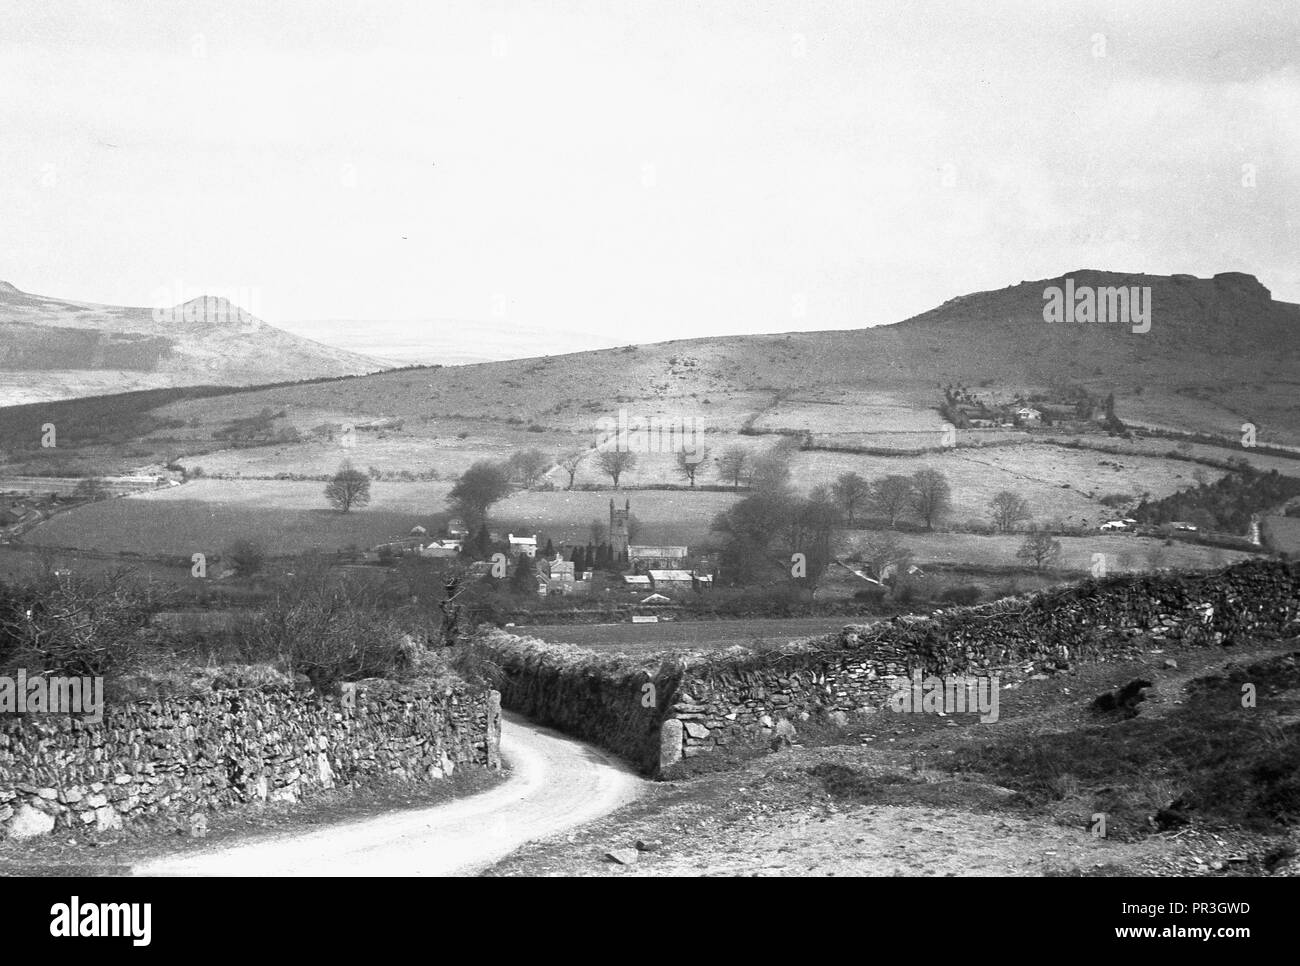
[133,712,646,876]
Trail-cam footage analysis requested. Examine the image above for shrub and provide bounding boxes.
[938,585,982,606]
[853,585,888,605]
[0,570,170,680]
[228,568,409,691]
[225,538,266,577]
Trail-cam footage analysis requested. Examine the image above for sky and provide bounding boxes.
[1,0,1297,357]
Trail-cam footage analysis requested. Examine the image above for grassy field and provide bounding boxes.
[19,481,740,556]
[19,470,1258,572]
[794,443,1224,527]
[515,616,855,653]
[840,530,1256,572]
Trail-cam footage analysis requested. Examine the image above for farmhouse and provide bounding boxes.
[1015,406,1042,423]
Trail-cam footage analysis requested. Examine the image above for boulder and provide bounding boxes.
[6,803,55,840]
[658,719,683,770]
[94,805,122,832]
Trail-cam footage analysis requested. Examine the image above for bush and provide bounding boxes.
[228,567,411,691]
[938,585,982,606]
[0,570,170,680]
[892,580,923,605]
[853,585,888,605]
[225,538,266,577]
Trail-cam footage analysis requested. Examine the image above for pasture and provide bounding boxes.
[840,529,1255,572]
[19,480,740,556]
[517,616,854,653]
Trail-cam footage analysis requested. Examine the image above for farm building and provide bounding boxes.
[649,569,712,590]
[629,544,688,569]
[508,533,538,557]
[418,540,461,559]
[534,554,576,596]
[622,574,651,587]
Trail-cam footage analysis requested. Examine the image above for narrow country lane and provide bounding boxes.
[133,713,646,876]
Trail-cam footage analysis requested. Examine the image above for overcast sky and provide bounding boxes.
[2,0,1296,349]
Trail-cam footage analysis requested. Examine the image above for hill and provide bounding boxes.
[0,282,388,406]
[117,268,1300,447]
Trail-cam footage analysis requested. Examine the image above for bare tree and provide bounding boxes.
[1016,527,1061,571]
[750,443,794,493]
[833,471,870,526]
[507,448,551,488]
[325,460,371,513]
[988,489,1031,532]
[557,450,587,489]
[675,448,709,487]
[717,446,750,489]
[596,449,637,488]
[909,468,952,530]
[870,474,913,528]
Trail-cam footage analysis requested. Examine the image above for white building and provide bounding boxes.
[508,533,538,557]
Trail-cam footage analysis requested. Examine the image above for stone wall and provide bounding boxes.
[662,561,1300,768]
[0,679,501,840]
[476,630,677,773]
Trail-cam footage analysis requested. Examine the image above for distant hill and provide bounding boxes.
[147,268,1297,445]
[0,282,388,406]
[5,269,1296,451]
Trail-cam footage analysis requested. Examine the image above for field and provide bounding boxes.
[840,530,1255,572]
[19,480,742,556]
[793,444,1223,527]
[8,273,1299,592]
[516,616,856,653]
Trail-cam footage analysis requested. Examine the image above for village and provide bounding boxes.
[370,498,715,622]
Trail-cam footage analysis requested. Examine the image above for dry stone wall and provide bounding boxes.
[664,561,1300,767]
[0,680,500,839]
[478,561,1300,776]
[476,631,676,773]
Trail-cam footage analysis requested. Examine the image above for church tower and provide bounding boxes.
[609,497,630,555]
